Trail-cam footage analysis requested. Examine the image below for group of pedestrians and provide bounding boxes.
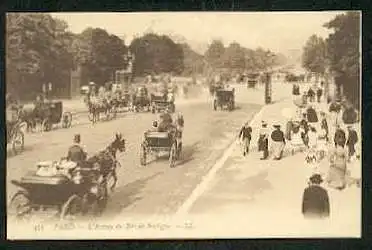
[238,80,360,220]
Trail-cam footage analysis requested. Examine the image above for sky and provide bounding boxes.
[51,11,347,55]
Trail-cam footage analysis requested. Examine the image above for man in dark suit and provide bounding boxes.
[346,125,358,159]
[302,174,330,219]
[67,134,87,164]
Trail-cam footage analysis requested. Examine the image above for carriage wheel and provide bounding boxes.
[8,191,32,221]
[176,142,182,160]
[12,129,24,155]
[60,194,84,221]
[213,100,217,111]
[41,118,52,132]
[169,143,177,168]
[62,112,72,128]
[140,144,147,166]
[88,112,94,122]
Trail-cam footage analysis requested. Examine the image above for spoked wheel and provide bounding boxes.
[41,118,52,132]
[62,112,72,128]
[176,142,182,160]
[140,144,147,166]
[60,194,84,221]
[8,191,32,222]
[88,112,94,122]
[12,129,24,155]
[169,143,177,168]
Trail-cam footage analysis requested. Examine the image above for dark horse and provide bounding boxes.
[85,133,126,192]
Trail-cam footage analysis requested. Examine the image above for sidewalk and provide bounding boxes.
[182,97,361,237]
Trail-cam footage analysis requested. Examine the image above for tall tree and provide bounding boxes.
[302,34,327,78]
[72,28,127,85]
[129,33,184,76]
[204,39,225,69]
[324,12,360,106]
[221,42,245,71]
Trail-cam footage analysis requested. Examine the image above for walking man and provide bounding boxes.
[302,174,330,219]
[258,121,269,160]
[346,125,358,160]
[239,122,252,156]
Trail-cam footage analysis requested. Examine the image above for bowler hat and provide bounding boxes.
[309,174,323,184]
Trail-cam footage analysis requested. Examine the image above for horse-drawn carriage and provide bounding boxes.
[86,95,116,124]
[213,88,235,111]
[131,86,151,112]
[8,160,108,221]
[27,101,72,132]
[110,90,132,112]
[150,93,175,113]
[8,133,126,221]
[246,73,260,88]
[140,114,182,168]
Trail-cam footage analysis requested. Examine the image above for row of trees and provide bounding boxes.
[6,13,286,100]
[204,40,286,74]
[302,12,360,106]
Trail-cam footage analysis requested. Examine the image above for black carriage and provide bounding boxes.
[35,101,72,132]
[110,92,131,112]
[8,162,108,221]
[246,73,260,88]
[150,94,175,113]
[213,89,235,111]
[140,130,181,168]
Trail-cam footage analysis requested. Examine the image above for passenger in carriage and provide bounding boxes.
[158,108,174,132]
[67,134,87,164]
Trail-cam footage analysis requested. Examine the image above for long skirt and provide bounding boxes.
[327,163,347,189]
[272,141,285,159]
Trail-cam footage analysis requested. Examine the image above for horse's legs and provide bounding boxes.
[110,169,117,191]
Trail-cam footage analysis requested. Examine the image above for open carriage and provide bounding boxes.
[8,160,108,221]
[131,86,151,112]
[140,129,182,168]
[150,93,175,113]
[213,89,235,111]
[34,101,72,132]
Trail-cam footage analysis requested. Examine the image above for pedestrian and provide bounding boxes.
[316,84,323,103]
[290,121,305,154]
[239,122,252,156]
[342,103,358,125]
[329,99,342,127]
[300,114,309,147]
[302,173,330,219]
[334,125,346,148]
[327,140,348,190]
[346,125,358,161]
[67,134,87,164]
[306,126,318,164]
[271,124,286,160]
[306,105,318,123]
[320,112,329,141]
[258,121,269,160]
[308,87,315,102]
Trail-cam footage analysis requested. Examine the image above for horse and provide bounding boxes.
[85,95,111,123]
[85,133,126,192]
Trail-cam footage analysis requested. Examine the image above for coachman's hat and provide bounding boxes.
[309,174,323,184]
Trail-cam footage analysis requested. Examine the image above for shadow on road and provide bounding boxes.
[6,145,35,159]
[175,141,201,167]
[103,172,162,218]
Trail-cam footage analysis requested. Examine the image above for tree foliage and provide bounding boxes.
[6,13,74,98]
[129,33,184,76]
[72,27,127,85]
[324,12,360,106]
[301,34,327,75]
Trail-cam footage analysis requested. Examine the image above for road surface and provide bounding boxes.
[8,83,288,220]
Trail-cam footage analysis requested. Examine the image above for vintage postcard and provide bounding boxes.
[6,11,361,239]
